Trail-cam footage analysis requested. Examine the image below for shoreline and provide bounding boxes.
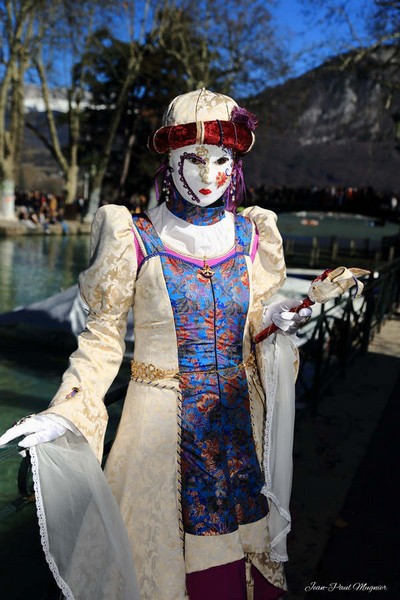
[0,219,91,236]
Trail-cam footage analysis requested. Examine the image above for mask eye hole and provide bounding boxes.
[215,157,230,165]
[186,155,203,165]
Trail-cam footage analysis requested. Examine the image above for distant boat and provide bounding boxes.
[300,218,319,226]
[0,285,133,351]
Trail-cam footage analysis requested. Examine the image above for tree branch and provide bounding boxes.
[25,120,61,163]
[34,54,69,174]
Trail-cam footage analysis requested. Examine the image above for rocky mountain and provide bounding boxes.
[20,49,400,193]
[24,84,71,113]
[244,48,400,192]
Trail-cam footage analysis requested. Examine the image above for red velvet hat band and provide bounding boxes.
[148,120,255,154]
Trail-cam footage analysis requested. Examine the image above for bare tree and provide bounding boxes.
[24,1,117,207]
[206,0,289,97]
[83,0,176,221]
[9,0,287,221]
[0,0,111,217]
[156,5,214,91]
[156,0,288,97]
[0,0,38,219]
[83,1,148,219]
[23,0,189,220]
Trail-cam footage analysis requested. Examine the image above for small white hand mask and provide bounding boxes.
[169,144,234,206]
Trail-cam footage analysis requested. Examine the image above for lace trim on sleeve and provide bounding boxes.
[30,445,75,599]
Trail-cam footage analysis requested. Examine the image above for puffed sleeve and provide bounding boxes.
[42,205,136,461]
[241,205,286,333]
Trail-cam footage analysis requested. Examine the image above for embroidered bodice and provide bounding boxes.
[131,210,267,536]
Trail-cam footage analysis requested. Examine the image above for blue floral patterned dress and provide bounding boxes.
[133,199,268,538]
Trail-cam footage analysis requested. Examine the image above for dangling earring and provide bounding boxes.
[154,158,172,203]
[162,161,173,202]
[226,169,236,212]
[231,170,236,206]
[162,177,170,202]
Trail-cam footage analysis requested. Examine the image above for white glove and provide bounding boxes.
[264,298,312,335]
[0,415,67,448]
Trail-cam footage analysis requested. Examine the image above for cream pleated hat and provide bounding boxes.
[148,88,257,154]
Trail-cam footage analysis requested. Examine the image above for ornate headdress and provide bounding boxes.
[148,88,258,155]
[149,88,258,210]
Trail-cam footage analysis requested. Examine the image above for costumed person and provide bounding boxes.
[0,88,312,600]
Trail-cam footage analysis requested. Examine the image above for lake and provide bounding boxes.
[0,234,90,314]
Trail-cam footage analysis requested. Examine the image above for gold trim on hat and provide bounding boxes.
[195,121,204,144]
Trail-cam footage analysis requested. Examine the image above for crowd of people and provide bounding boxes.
[15,190,69,231]
[14,190,150,230]
[13,185,400,230]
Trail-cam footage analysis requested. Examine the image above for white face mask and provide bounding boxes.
[169,144,234,206]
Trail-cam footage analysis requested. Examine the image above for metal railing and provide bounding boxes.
[2,258,399,520]
[284,234,400,269]
[295,258,400,413]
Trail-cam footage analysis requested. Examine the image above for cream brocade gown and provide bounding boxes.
[37,202,295,600]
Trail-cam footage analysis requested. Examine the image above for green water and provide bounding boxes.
[0,234,90,314]
[0,338,73,597]
[0,235,92,597]
[0,232,126,597]
[0,234,91,490]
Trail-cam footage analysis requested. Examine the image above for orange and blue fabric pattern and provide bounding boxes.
[132,212,268,536]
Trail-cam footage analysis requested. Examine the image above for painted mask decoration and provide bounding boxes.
[169,144,234,206]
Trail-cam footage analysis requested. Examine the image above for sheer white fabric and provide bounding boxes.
[257,322,297,562]
[148,202,235,257]
[30,430,141,600]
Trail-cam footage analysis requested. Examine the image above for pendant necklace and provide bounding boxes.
[198,258,214,279]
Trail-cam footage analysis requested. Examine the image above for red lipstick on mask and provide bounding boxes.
[199,189,212,195]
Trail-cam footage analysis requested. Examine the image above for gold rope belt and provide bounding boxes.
[130,355,256,383]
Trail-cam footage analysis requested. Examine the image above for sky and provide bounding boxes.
[269,0,371,78]
[105,0,374,82]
